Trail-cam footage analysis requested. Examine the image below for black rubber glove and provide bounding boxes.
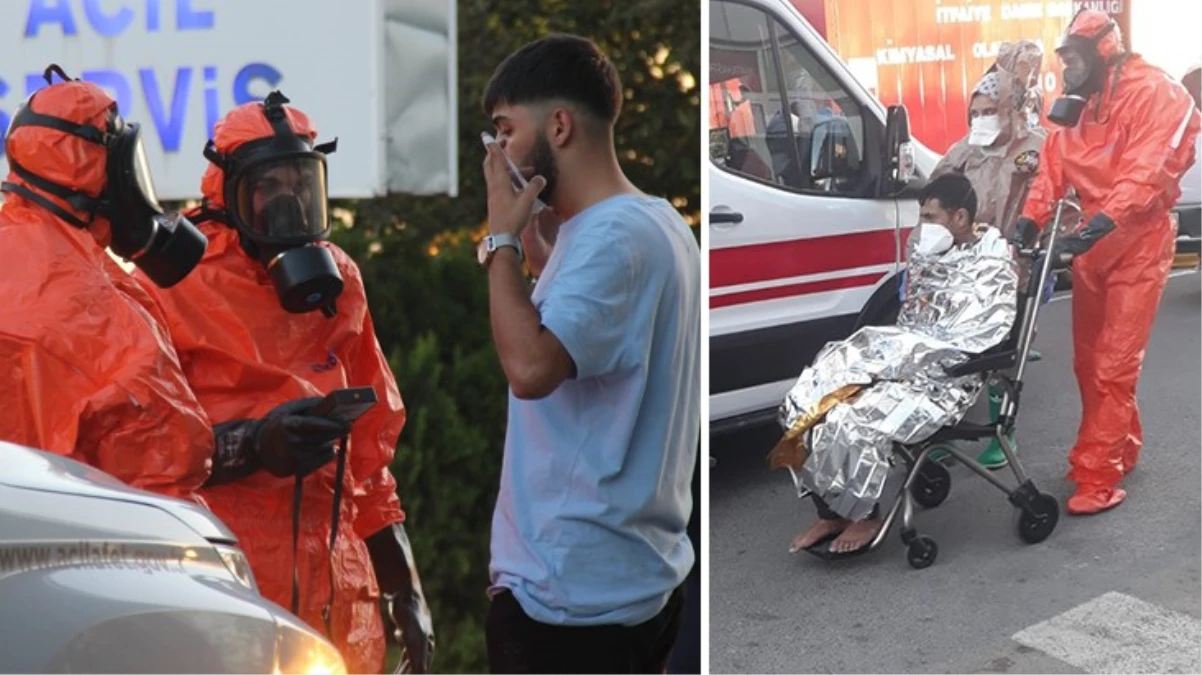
[208,418,264,486]
[1009,216,1039,250]
[1052,212,1116,261]
[205,398,349,486]
[254,398,350,478]
[367,523,435,674]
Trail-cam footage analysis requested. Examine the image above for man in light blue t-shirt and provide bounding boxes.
[476,34,700,674]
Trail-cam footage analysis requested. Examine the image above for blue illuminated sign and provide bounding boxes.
[1,0,281,159]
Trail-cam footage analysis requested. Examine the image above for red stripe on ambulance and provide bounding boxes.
[710,229,898,289]
[709,272,887,309]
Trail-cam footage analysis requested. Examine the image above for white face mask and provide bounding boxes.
[913,221,955,257]
[968,114,1003,146]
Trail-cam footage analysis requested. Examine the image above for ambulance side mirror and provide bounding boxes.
[881,104,916,197]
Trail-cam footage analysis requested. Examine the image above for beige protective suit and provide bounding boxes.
[934,41,1048,246]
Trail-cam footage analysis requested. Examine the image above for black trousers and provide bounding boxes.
[666,448,701,674]
[486,585,685,674]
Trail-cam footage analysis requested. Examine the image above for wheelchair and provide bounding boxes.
[801,197,1081,569]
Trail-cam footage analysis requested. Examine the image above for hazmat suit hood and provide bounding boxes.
[1063,8,1124,62]
[995,39,1046,131]
[193,94,343,315]
[4,70,208,289]
[198,99,318,210]
[4,79,116,246]
[1049,9,1127,126]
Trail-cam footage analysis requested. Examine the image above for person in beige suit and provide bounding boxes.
[929,40,1047,469]
[936,41,1047,242]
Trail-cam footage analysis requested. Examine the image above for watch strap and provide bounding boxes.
[487,233,523,262]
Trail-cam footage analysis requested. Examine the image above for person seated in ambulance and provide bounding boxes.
[0,66,339,506]
[136,91,434,674]
[928,40,1048,470]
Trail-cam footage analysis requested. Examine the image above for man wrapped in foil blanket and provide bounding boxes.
[772,174,1018,554]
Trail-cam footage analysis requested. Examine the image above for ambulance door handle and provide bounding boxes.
[710,208,744,228]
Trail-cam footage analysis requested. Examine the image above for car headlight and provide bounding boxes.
[214,544,258,592]
[275,625,347,675]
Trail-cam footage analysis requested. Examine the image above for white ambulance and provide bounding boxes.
[1174,59,1201,255]
[708,0,940,434]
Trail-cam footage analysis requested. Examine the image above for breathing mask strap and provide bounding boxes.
[1,155,106,229]
[189,201,264,260]
[187,202,229,227]
[258,92,339,156]
[262,90,296,138]
[0,181,90,229]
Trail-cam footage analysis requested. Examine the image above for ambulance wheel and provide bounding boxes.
[906,536,938,569]
[911,460,951,509]
[1016,493,1060,544]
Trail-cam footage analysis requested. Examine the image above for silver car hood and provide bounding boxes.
[0,442,234,545]
[0,443,350,674]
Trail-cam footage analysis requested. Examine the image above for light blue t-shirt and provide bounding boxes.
[489,193,701,627]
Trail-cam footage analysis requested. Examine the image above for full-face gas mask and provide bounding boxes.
[202,91,342,315]
[1049,15,1117,128]
[1,65,206,288]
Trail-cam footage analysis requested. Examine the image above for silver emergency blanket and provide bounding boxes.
[779,227,1018,520]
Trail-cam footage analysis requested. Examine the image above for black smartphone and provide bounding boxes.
[309,387,378,424]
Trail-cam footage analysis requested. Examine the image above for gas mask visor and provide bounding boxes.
[1049,17,1116,128]
[226,151,341,314]
[230,153,330,247]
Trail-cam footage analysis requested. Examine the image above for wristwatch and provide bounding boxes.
[477,233,524,267]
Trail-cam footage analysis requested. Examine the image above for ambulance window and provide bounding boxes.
[710,0,867,196]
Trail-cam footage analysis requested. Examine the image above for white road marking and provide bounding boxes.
[1011,591,1202,674]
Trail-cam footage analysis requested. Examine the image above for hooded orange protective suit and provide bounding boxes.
[138,102,406,673]
[0,80,213,500]
[1022,10,1201,504]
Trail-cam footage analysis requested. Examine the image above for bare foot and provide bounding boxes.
[789,518,847,553]
[830,517,883,553]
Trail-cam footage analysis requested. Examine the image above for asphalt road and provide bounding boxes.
[709,271,1202,674]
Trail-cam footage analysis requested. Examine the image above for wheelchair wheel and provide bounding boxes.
[906,535,938,569]
[1016,492,1060,544]
[911,460,951,509]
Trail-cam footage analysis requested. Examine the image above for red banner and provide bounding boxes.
[808,0,1132,153]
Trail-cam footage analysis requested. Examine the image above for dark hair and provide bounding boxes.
[482,34,622,126]
[919,172,978,223]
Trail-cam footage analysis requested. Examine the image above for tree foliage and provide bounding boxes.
[330,2,699,672]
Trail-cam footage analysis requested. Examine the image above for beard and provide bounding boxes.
[524,132,559,204]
